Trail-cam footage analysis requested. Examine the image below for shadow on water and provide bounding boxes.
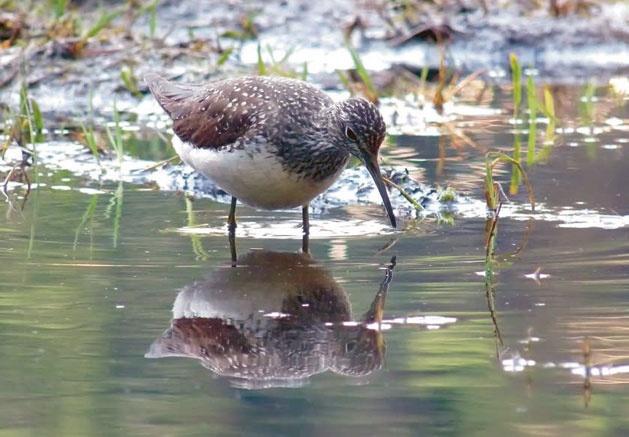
[146,250,396,389]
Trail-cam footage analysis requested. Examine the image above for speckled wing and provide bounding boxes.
[145,73,250,150]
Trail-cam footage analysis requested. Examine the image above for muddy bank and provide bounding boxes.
[1,0,627,117]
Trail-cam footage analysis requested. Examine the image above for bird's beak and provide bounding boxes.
[361,150,397,228]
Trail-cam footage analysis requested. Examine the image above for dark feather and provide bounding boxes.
[144,73,249,150]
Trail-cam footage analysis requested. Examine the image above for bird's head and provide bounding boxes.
[329,98,396,228]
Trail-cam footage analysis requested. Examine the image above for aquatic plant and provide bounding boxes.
[73,194,98,255]
[485,151,535,212]
[438,186,456,203]
[506,57,560,169]
[185,196,210,260]
[483,208,504,358]
[509,53,522,119]
[347,45,378,102]
[79,122,100,164]
[82,9,121,40]
[105,181,124,249]
[2,82,41,159]
[256,43,266,75]
[106,100,125,168]
[120,65,142,98]
[426,49,485,114]
[418,65,430,98]
[382,175,423,213]
[436,211,455,226]
[526,74,538,165]
[50,0,68,19]
[222,12,258,41]
[579,82,596,125]
[256,44,308,80]
[216,47,234,67]
[19,82,44,145]
[432,49,447,112]
[543,86,556,145]
[143,0,159,38]
[2,80,42,198]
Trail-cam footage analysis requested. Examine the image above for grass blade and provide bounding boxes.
[256,43,267,75]
[83,10,121,40]
[526,74,537,165]
[347,45,377,101]
[509,53,522,118]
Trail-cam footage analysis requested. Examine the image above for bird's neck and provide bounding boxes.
[273,128,348,182]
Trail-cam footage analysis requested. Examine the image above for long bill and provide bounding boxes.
[362,151,397,228]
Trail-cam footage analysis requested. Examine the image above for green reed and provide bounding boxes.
[106,99,125,167]
[485,151,535,212]
[526,74,538,165]
[73,194,98,255]
[19,82,44,145]
[80,122,100,164]
[185,196,210,260]
[347,45,378,101]
[105,181,124,249]
[120,65,142,98]
[508,54,522,194]
[82,9,121,40]
[256,44,307,79]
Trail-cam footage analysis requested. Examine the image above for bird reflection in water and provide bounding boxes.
[146,250,396,389]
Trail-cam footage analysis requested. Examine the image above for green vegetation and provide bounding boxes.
[73,193,98,255]
[505,54,559,196]
[382,175,423,213]
[526,74,537,165]
[120,65,142,98]
[346,45,378,102]
[256,44,308,79]
[508,53,523,194]
[438,186,456,203]
[222,12,258,41]
[216,47,234,67]
[543,86,556,146]
[509,53,522,119]
[1,79,42,200]
[105,181,124,248]
[144,0,159,38]
[105,100,125,167]
[82,9,121,40]
[50,0,68,19]
[485,151,535,212]
[80,122,101,165]
[185,196,210,260]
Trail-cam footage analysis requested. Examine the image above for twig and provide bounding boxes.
[382,175,423,211]
[136,155,180,173]
[444,68,486,101]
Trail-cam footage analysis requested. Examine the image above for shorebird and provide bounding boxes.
[145,73,396,247]
[146,250,396,388]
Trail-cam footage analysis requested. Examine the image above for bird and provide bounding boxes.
[145,73,396,245]
[145,250,395,388]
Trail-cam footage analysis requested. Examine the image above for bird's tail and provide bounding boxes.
[144,72,197,117]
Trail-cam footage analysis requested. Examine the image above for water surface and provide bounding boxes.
[1,82,628,435]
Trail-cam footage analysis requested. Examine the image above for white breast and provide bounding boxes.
[172,136,346,209]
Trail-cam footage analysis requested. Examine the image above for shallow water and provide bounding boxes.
[1,80,628,435]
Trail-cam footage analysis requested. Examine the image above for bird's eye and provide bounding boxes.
[345,126,358,142]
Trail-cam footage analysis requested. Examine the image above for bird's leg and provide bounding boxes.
[302,204,310,254]
[228,196,237,267]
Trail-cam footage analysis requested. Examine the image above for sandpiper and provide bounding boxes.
[146,250,396,388]
[145,73,396,241]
